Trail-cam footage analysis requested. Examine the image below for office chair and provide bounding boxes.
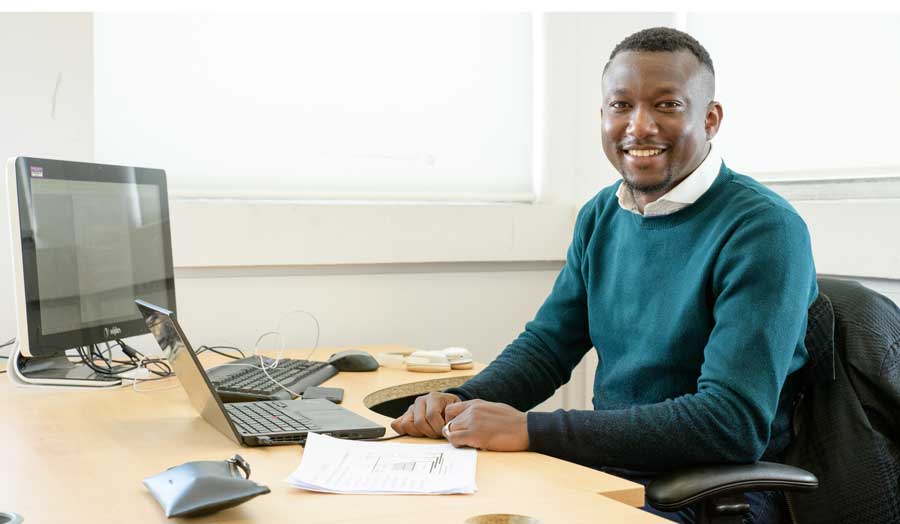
[645,278,900,524]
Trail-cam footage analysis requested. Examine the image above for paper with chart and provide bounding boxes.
[286,433,477,494]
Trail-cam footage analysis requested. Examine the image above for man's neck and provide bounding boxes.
[629,185,667,214]
[630,145,711,214]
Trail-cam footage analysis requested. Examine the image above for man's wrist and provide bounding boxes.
[442,387,472,402]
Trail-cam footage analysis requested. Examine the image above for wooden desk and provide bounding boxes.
[0,346,668,523]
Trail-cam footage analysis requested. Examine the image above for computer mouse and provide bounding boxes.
[327,349,379,372]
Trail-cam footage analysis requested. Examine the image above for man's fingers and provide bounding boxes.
[441,417,467,439]
[412,397,441,437]
[446,428,480,449]
[393,406,423,437]
[424,402,447,436]
[444,399,477,420]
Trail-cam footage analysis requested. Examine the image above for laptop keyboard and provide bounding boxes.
[210,358,338,399]
[226,401,321,435]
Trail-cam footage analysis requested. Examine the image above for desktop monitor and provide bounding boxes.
[5,157,176,386]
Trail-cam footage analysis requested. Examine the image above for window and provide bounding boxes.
[686,14,900,181]
[94,13,534,200]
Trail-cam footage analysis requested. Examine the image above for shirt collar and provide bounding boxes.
[616,145,722,215]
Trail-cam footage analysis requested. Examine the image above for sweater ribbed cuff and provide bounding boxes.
[526,411,561,454]
[442,387,474,402]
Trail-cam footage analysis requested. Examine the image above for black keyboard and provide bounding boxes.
[226,401,321,435]
[207,356,338,402]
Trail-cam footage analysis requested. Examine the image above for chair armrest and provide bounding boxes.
[646,461,818,512]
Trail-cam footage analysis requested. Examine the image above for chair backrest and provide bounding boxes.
[785,277,900,524]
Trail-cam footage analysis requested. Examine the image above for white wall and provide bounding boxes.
[0,13,94,342]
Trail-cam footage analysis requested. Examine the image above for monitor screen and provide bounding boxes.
[8,157,176,357]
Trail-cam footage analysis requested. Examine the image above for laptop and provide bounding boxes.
[135,300,385,446]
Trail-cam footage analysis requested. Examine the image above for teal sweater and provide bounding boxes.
[447,163,817,471]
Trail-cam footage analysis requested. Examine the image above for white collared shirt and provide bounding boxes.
[616,146,723,217]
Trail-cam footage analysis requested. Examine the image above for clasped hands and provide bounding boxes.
[390,392,529,451]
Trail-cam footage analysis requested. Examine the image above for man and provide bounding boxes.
[392,27,816,523]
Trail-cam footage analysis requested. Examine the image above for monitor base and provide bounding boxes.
[9,348,121,388]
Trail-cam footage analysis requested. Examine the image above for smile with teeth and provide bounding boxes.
[626,149,665,157]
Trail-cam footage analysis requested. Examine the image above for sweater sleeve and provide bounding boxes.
[445,205,595,410]
[526,206,817,471]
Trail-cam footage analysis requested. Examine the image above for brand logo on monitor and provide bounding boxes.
[104,326,122,338]
[30,166,44,177]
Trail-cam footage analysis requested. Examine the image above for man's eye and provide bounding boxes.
[658,101,682,110]
[610,101,630,110]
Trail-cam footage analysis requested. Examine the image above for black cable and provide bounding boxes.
[196,345,245,359]
[110,339,174,379]
[296,433,407,447]
[143,358,172,377]
[361,433,408,442]
[76,345,123,375]
[77,344,140,375]
[1,337,15,368]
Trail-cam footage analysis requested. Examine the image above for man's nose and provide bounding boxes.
[626,106,658,138]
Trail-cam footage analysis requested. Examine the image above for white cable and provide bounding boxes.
[252,330,284,370]
[274,309,321,362]
[212,331,299,397]
[182,308,322,398]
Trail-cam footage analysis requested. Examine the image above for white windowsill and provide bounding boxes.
[170,200,575,269]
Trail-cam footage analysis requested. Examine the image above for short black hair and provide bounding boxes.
[606,27,714,76]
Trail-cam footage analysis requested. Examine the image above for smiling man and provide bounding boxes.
[392,27,817,523]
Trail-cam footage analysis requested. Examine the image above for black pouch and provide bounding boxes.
[143,455,270,518]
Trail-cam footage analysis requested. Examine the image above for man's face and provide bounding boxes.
[601,50,722,194]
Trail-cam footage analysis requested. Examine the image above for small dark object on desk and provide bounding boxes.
[0,512,24,524]
[143,454,270,518]
[328,349,379,372]
[303,386,344,404]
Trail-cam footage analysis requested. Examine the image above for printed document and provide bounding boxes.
[286,433,477,494]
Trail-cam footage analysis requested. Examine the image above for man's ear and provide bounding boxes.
[705,101,724,140]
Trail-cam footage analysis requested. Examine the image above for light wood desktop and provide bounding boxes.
[0,346,668,524]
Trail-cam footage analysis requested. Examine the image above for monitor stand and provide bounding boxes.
[8,347,121,388]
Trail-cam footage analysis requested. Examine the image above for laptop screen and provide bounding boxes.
[135,300,239,444]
